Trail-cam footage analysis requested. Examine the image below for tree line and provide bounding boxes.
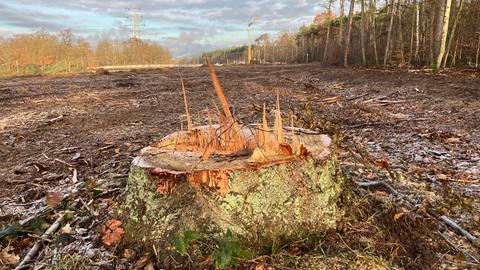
[199,0,480,69]
[0,30,172,75]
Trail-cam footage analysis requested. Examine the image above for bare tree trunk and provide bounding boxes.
[415,0,420,63]
[370,0,379,65]
[451,35,459,67]
[361,0,367,65]
[433,0,446,67]
[442,0,463,68]
[429,1,436,66]
[397,0,405,66]
[384,0,396,66]
[339,0,345,45]
[409,0,417,65]
[324,1,333,63]
[344,0,355,67]
[436,0,452,68]
[476,35,480,68]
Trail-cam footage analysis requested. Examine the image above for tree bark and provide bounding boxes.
[361,0,367,65]
[339,0,345,45]
[436,0,452,68]
[123,135,346,261]
[433,0,445,67]
[344,0,355,67]
[323,2,332,63]
[442,0,463,68]
[429,1,436,66]
[397,0,405,66]
[476,35,480,68]
[451,35,459,67]
[384,0,396,66]
[370,0,379,65]
[409,0,417,65]
[415,0,420,63]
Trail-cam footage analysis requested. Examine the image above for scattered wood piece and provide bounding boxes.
[439,233,479,264]
[439,216,479,247]
[71,169,78,184]
[322,96,340,104]
[347,118,430,129]
[14,213,66,270]
[346,93,369,101]
[98,144,116,152]
[79,197,97,216]
[57,147,81,153]
[46,115,64,124]
[355,181,479,249]
[54,158,74,168]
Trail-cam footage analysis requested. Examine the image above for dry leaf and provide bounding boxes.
[255,264,267,270]
[45,192,62,208]
[374,191,388,197]
[375,159,389,169]
[122,249,134,258]
[144,262,155,270]
[394,207,409,221]
[102,219,125,246]
[279,143,293,156]
[0,249,20,265]
[393,212,405,221]
[61,224,72,234]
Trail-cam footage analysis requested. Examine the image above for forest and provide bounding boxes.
[202,0,480,69]
[0,30,172,75]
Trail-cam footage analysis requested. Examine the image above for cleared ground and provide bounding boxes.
[0,64,479,269]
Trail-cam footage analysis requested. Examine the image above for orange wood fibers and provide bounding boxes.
[189,170,230,195]
[154,58,312,195]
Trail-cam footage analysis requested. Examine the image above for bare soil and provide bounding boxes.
[0,64,479,269]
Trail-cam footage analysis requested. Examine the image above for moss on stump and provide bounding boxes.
[120,147,347,259]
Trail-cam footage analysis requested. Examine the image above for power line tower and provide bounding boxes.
[129,3,142,40]
[247,17,259,65]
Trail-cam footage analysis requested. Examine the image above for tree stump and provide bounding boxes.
[120,128,348,261]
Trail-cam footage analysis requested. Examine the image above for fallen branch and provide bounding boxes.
[347,118,429,129]
[346,93,369,101]
[14,213,66,270]
[46,115,64,124]
[439,233,479,264]
[439,216,479,245]
[53,158,74,168]
[354,180,479,249]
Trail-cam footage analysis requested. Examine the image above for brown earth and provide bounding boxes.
[0,64,479,269]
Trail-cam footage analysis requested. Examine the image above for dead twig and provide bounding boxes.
[97,144,115,152]
[46,115,64,124]
[14,213,66,270]
[439,233,479,264]
[347,118,429,129]
[355,180,479,249]
[346,93,369,101]
[53,158,74,168]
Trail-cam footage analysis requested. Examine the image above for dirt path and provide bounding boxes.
[0,64,479,268]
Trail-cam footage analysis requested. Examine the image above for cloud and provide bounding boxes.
[0,0,329,57]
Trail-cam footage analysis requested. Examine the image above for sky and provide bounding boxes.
[0,0,332,57]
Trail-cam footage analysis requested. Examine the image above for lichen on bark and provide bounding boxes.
[120,150,348,256]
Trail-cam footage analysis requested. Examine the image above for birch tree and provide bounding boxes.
[436,0,453,68]
[339,0,345,44]
[361,0,367,65]
[442,0,463,68]
[384,0,396,66]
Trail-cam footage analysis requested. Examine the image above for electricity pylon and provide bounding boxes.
[130,3,141,40]
[247,17,258,64]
